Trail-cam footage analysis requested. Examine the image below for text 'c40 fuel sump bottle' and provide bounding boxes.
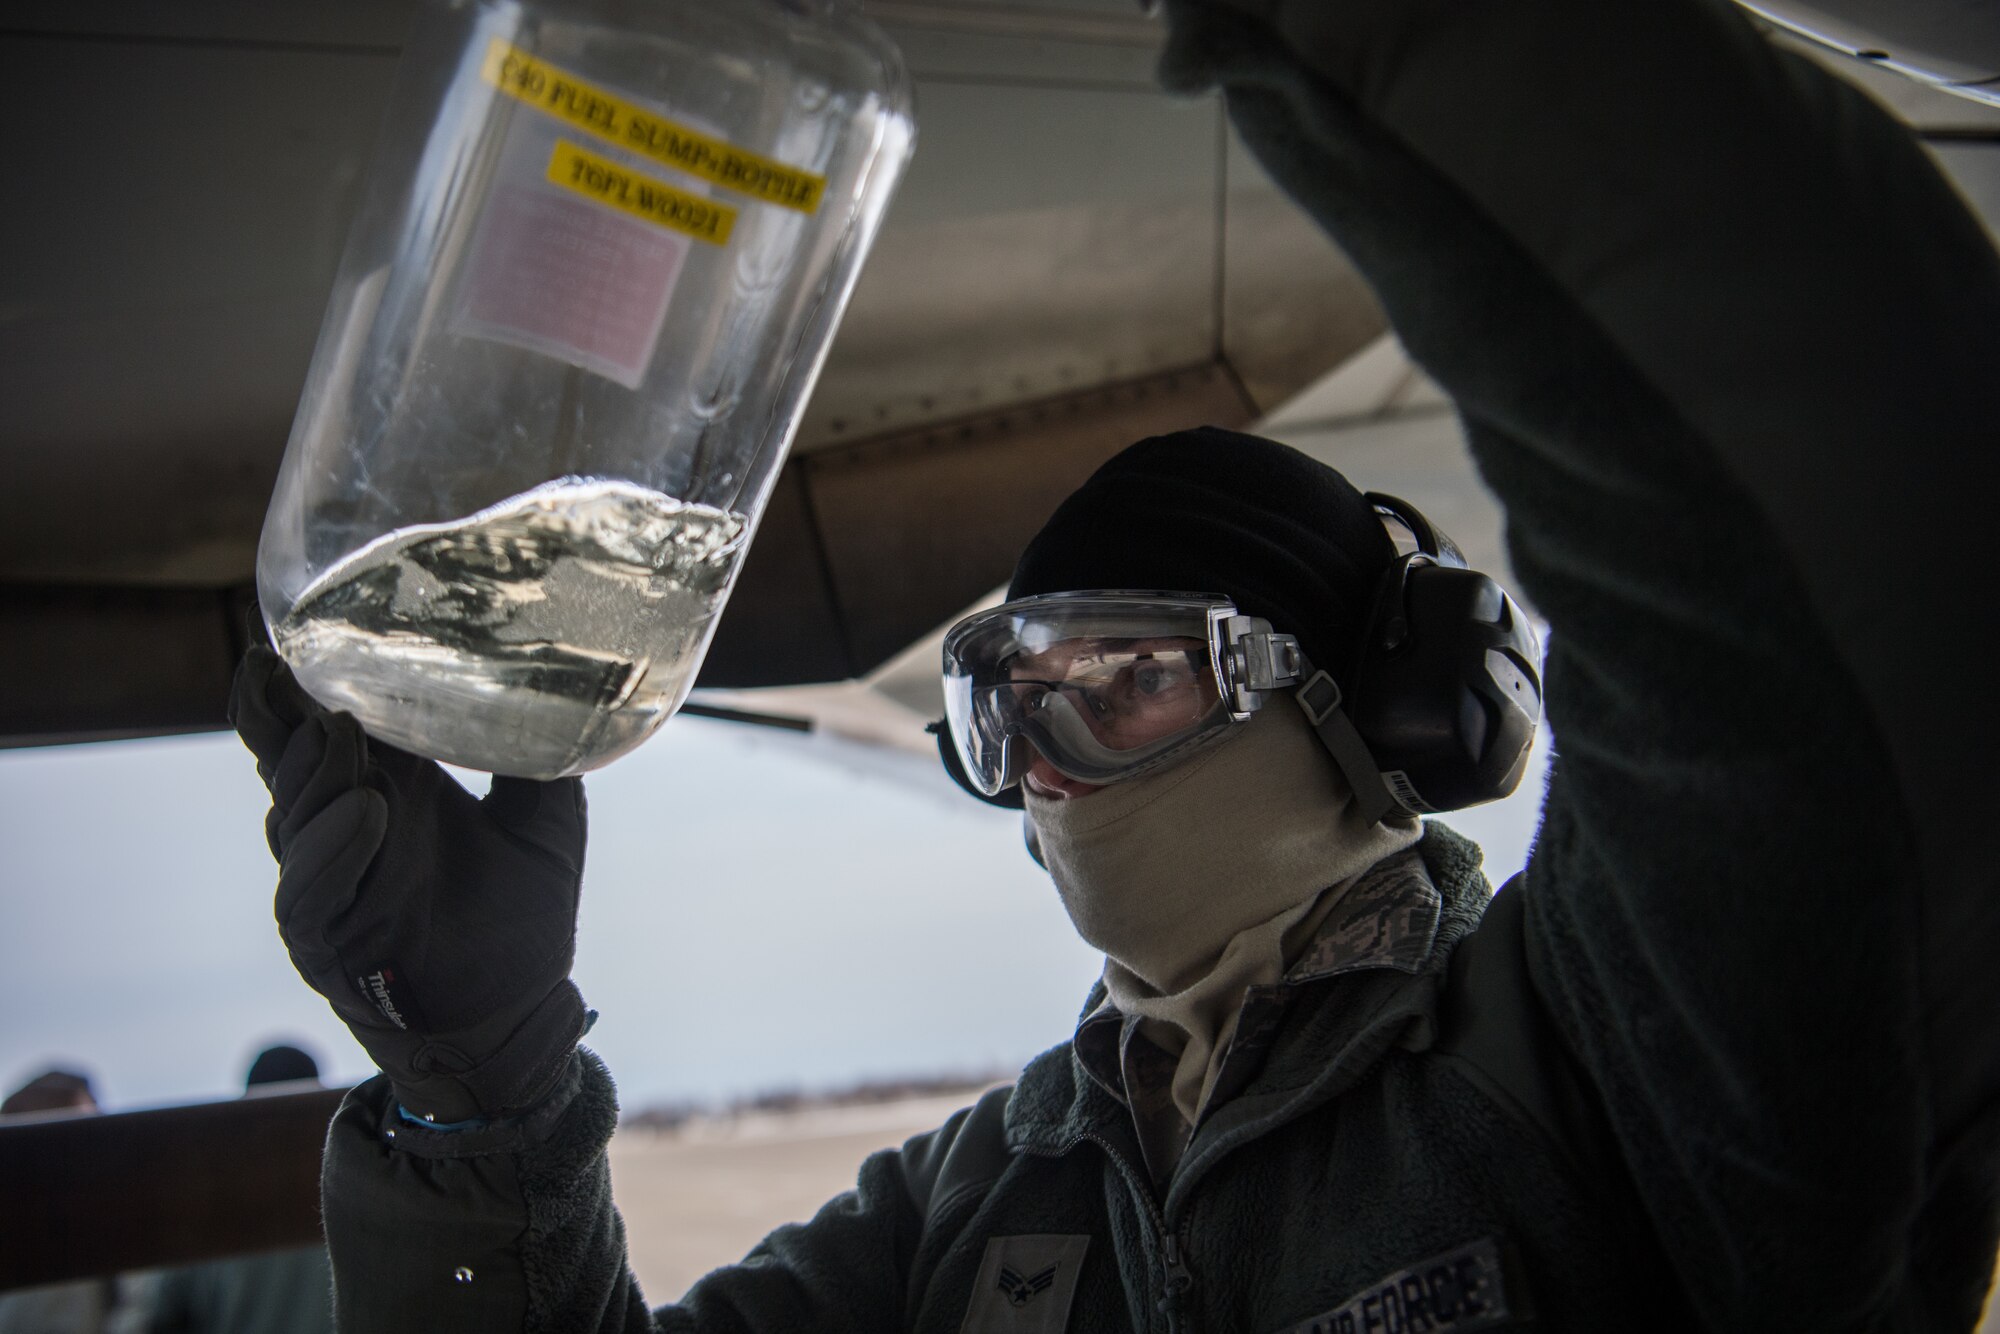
[256,0,913,777]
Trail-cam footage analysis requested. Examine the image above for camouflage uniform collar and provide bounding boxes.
[1006,824,1492,1163]
[1074,847,1437,1042]
[1282,845,1442,983]
[1068,843,1441,1023]
[1068,846,1441,1117]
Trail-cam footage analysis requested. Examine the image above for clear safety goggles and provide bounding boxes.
[941,591,1307,797]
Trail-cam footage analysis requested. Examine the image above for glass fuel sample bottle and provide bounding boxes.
[256,0,913,778]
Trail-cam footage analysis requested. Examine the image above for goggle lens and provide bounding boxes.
[942,593,1262,796]
[986,644,1216,751]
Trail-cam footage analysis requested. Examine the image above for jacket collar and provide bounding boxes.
[1004,823,1493,1176]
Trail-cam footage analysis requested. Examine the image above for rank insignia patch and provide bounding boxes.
[998,1263,1058,1306]
[960,1234,1090,1334]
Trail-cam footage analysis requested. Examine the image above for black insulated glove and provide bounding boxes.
[230,645,590,1125]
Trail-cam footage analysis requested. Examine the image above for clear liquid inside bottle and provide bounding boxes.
[274,478,746,776]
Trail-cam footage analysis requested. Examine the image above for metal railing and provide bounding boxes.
[0,1085,346,1291]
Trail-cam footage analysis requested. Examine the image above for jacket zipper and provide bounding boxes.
[1158,1224,1195,1334]
[1039,1131,1196,1334]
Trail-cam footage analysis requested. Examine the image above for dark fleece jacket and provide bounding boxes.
[335,826,1693,1332]
[314,0,2000,1329]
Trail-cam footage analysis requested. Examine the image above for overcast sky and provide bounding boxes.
[0,703,1549,1115]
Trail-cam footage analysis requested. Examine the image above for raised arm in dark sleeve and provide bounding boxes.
[234,649,944,1333]
[1155,0,2000,1326]
[320,1052,959,1333]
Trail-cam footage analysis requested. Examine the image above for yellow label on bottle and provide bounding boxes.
[546,140,739,245]
[483,38,826,214]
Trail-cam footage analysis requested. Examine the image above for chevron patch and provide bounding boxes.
[998,1263,1058,1307]
[961,1234,1090,1334]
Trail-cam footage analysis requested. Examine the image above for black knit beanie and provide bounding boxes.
[1009,426,1394,681]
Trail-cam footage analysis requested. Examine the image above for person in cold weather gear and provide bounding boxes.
[231,0,2000,1328]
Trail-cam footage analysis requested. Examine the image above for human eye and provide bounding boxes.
[1129,655,1196,698]
[1131,660,1173,695]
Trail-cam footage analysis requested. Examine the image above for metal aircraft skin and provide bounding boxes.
[0,0,1995,752]
[1740,0,2000,104]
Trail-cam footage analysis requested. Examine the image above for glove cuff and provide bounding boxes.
[390,980,589,1123]
[368,1051,592,1158]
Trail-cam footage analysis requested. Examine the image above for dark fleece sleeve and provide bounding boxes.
[321,1051,929,1333]
[1155,0,2000,1328]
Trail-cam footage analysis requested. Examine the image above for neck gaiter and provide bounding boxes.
[1027,697,1420,1126]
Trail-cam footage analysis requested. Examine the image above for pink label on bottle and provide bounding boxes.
[457,182,688,389]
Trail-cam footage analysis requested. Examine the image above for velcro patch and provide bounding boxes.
[1275,1236,1523,1333]
[960,1234,1090,1334]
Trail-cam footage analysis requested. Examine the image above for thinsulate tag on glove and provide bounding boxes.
[354,962,426,1032]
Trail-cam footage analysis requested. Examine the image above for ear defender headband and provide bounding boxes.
[1295,494,1542,824]
[933,493,1543,823]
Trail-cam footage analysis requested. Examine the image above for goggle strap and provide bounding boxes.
[1294,668,1403,827]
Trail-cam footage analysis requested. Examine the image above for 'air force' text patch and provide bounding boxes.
[959,1234,1091,1334]
[1275,1235,1525,1333]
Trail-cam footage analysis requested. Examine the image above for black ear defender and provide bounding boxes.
[1327,493,1543,822]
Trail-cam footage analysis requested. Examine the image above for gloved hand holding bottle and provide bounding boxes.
[230,645,590,1127]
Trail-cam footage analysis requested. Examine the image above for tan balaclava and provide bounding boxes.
[1002,429,1417,1126]
[1026,695,1420,1128]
